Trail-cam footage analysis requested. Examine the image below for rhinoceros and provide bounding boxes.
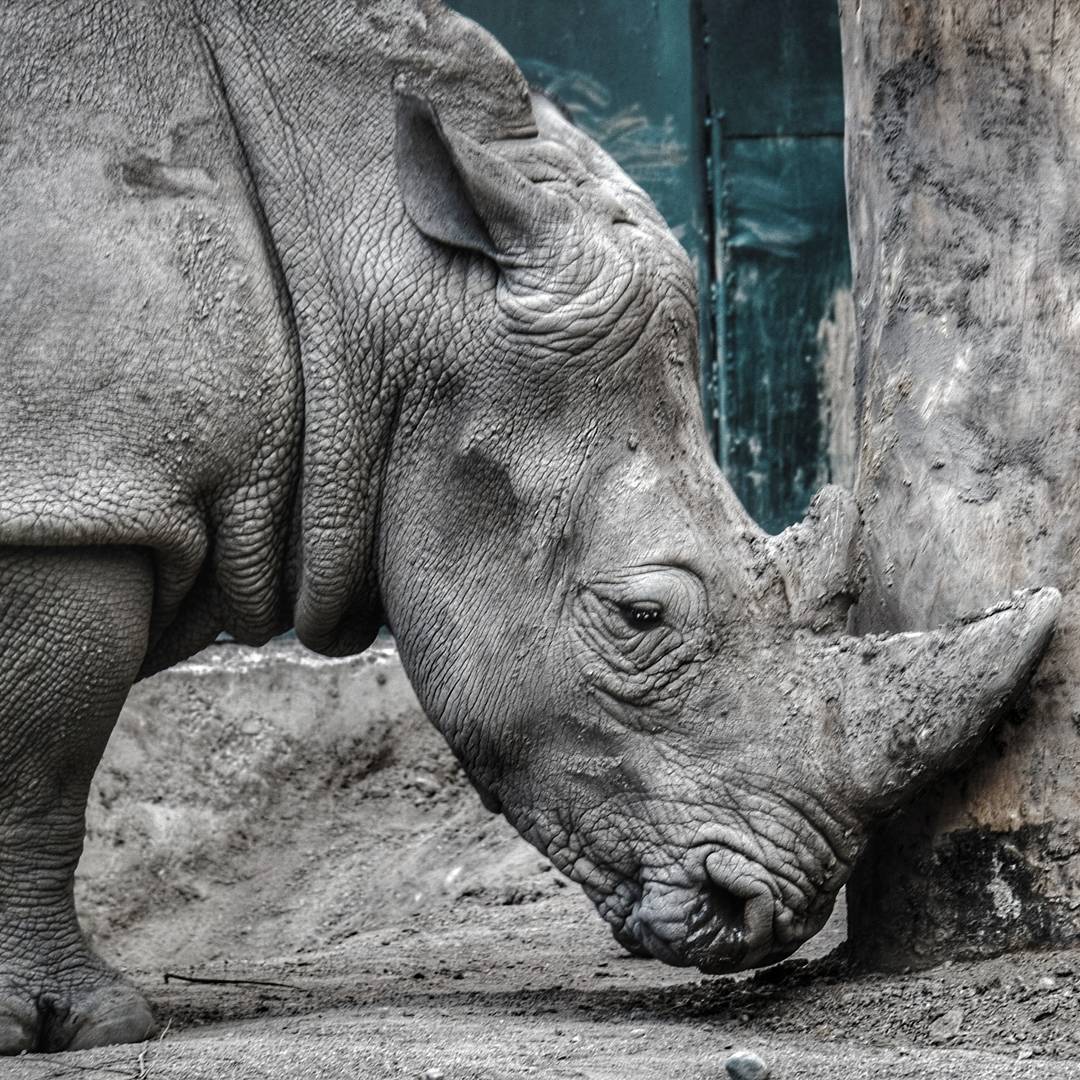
[0,0,1059,1054]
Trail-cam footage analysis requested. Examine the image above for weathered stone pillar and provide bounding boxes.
[841,0,1080,966]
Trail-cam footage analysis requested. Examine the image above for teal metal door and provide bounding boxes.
[451,1,849,535]
[702,0,850,534]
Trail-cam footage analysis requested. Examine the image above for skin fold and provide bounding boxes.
[0,0,1061,1052]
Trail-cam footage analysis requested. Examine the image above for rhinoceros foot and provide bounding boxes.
[0,961,153,1053]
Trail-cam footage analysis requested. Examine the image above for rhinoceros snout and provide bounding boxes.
[606,844,836,974]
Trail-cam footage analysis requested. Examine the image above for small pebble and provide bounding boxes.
[725,1049,770,1080]
[422,1070,445,1080]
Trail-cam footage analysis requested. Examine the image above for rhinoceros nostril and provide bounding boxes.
[700,878,746,941]
[703,850,782,968]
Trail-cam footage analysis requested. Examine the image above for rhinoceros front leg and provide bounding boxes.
[0,546,154,1053]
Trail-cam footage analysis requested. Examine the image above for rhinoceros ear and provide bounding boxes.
[394,89,554,265]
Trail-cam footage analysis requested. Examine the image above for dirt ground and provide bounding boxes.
[10,640,1080,1079]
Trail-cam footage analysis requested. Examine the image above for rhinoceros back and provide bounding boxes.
[0,2,300,660]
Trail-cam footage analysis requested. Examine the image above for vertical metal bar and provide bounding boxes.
[691,0,718,460]
[707,111,731,473]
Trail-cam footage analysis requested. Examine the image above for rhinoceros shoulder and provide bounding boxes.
[0,3,300,650]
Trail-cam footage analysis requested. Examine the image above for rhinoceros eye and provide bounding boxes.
[618,601,663,630]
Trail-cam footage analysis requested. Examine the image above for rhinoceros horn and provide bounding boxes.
[768,487,1060,819]
[824,589,1059,815]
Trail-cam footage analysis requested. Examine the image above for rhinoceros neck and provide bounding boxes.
[195,0,533,656]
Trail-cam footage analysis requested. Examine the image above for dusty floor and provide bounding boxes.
[10,640,1080,1079]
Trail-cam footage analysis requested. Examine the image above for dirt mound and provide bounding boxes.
[79,638,558,970]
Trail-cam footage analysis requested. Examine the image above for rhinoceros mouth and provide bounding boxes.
[616,879,752,969]
[595,844,844,973]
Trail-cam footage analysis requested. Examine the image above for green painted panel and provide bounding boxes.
[449,1,719,433]
[702,0,845,137]
[717,136,848,533]
[704,0,849,534]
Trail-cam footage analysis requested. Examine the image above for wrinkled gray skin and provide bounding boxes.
[0,0,1061,1054]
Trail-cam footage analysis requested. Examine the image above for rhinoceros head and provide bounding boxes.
[380,89,1059,971]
